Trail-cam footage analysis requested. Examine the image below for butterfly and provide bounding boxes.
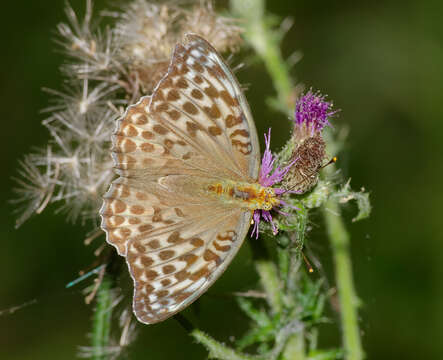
[100,34,281,324]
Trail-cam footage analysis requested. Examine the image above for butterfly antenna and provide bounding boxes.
[302,251,314,273]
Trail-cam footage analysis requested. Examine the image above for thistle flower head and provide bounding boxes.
[293,90,336,142]
[252,129,296,239]
[115,0,243,94]
[284,90,337,193]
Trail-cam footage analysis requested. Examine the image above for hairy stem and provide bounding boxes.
[230,0,294,115]
[192,329,264,360]
[323,197,364,360]
[91,275,113,360]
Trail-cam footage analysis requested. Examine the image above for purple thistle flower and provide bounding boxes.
[294,90,336,138]
[285,89,338,194]
[252,129,297,238]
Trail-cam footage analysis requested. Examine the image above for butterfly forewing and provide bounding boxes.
[100,34,260,323]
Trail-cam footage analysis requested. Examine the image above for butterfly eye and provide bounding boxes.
[262,203,272,211]
[264,188,275,196]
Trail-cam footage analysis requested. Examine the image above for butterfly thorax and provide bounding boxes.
[207,181,279,211]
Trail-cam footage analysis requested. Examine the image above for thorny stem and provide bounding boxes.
[192,329,264,360]
[323,194,364,360]
[91,275,113,360]
[230,0,304,358]
[232,1,364,359]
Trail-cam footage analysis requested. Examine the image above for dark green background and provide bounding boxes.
[2,1,442,359]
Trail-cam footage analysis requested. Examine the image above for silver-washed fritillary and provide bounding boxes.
[100,34,279,324]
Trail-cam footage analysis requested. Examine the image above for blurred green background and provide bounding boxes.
[1,0,442,359]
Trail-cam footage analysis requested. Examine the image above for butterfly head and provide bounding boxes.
[259,187,280,211]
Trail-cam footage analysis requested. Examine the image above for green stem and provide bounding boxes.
[255,259,283,314]
[282,333,305,360]
[91,275,113,360]
[322,198,364,360]
[230,0,294,115]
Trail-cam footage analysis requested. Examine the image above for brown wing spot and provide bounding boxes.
[177,63,190,75]
[119,227,131,238]
[131,266,143,278]
[225,114,242,128]
[153,124,169,135]
[183,102,199,115]
[141,256,154,267]
[163,264,176,274]
[194,75,203,84]
[167,110,180,121]
[130,205,145,215]
[113,200,127,213]
[136,192,148,200]
[217,230,237,242]
[155,102,169,112]
[159,250,175,260]
[186,121,202,137]
[176,77,188,89]
[214,241,231,252]
[167,89,180,101]
[129,217,141,225]
[124,139,137,153]
[204,85,219,98]
[109,215,124,226]
[146,270,159,280]
[161,279,171,286]
[148,239,160,249]
[174,292,190,303]
[145,284,155,294]
[142,131,154,140]
[138,224,153,233]
[167,231,183,244]
[180,253,198,265]
[125,124,139,137]
[156,290,169,298]
[191,237,204,247]
[164,139,174,149]
[230,129,249,138]
[191,89,203,100]
[232,139,252,155]
[190,266,210,281]
[220,90,237,106]
[175,270,190,281]
[161,77,173,89]
[192,61,204,73]
[208,125,222,136]
[203,249,221,264]
[141,142,154,152]
[182,152,192,160]
[133,242,146,253]
[174,208,185,217]
[204,104,221,119]
[152,207,163,222]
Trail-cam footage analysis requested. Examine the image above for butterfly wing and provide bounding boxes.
[101,35,260,323]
